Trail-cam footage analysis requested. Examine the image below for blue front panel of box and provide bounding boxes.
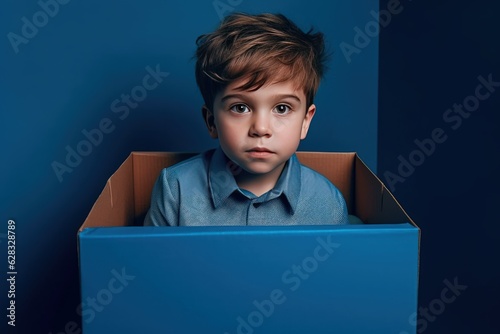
[79,224,418,333]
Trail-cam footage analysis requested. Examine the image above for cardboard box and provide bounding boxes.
[78,151,419,334]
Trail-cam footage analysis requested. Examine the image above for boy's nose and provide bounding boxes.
[249,113,272,138]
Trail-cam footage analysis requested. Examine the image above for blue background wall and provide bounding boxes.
[1,1,378,333]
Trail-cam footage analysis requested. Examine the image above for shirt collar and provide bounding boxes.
[272,153,301,214]
[208,146,301,214]
[208,147,241,208]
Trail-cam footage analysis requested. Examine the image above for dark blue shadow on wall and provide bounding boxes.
[378,0,500,332]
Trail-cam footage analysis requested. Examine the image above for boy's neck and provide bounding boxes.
[234,162,286,197]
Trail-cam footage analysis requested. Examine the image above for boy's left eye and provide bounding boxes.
[274,104,291,114]
[230,104,250,113]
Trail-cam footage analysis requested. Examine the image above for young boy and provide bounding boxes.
[144,12,348,226]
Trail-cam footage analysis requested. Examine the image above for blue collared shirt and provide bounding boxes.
[144,147,348,226]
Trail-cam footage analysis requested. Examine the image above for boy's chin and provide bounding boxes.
[237,161,286,176]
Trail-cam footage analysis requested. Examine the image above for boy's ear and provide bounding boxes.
[202,105,218,139]
[300,104,316,140]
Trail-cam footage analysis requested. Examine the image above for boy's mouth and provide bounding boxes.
[246,147,275,157]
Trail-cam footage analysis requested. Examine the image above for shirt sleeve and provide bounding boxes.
[330,183,349,225]
[143,169,179,226]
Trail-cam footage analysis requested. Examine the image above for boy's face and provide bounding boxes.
[203,79,315,177]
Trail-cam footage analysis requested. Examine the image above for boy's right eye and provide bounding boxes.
[230,104,250,113]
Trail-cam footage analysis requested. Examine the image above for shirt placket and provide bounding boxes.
[247,193,277,225]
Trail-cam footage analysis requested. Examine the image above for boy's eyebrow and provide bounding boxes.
[220,93,302,103]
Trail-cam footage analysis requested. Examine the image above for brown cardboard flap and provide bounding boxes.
[132,152,198,219]
[380,187,415,226]
[80,151,416,231]
[354,155,413,225]
[354,155,382,223]
[80,154,135,231]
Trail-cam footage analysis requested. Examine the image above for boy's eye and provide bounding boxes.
[274,104,291,114]
[230,104,250,113]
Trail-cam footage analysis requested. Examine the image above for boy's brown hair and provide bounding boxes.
[195,13,328,111]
